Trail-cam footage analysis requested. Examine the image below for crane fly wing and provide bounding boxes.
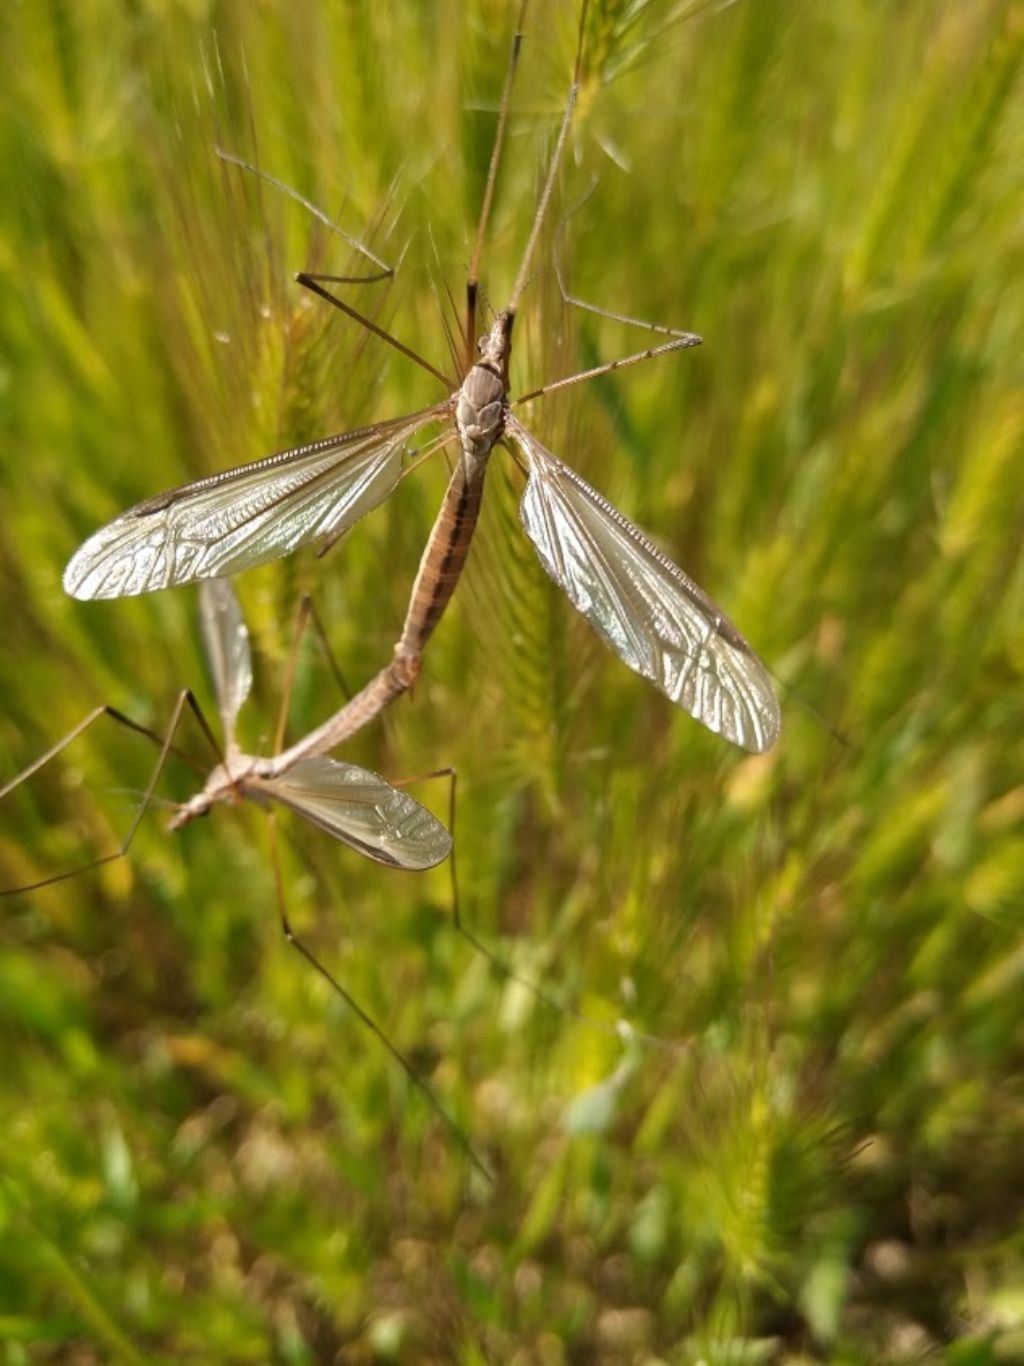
[64,406,449,601]
[263,756,452,870]
[199,579,252,745]
[508,415,781,753]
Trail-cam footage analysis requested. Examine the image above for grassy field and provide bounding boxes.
[1,0,1022,1360]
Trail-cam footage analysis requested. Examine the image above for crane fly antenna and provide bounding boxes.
[427,221,469,376]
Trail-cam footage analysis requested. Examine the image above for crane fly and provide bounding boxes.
[0,580,490,1176]
[173,578,451,868]
[62,0,781,755]
[3,579,452,883]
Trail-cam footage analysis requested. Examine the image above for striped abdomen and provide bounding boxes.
[397,454,488,660]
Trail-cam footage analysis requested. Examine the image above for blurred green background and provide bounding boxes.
[1,0,1022,1360]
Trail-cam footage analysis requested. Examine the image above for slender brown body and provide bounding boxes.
[258,316,512,778]
[398,457,488,661]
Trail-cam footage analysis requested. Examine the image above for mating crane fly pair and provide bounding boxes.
[5,1,779,1172]
[62,314,781,753]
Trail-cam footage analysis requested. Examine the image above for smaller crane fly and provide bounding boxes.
[1,577,452,881]
[0,580,491,1176]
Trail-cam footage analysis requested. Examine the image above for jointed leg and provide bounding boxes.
[1,690,211,897]
[0,705,201,802]
[296,273,453,390]
[393,766,641,1041]
[466,0,530,360]
[215,148,393,283]
[265,812,492,1182]
[511,332,702,410]
[507,201,703,410]
[553,210,703,345]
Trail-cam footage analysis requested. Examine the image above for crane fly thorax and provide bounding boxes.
[455,311,512,461]
[456,364,506,460]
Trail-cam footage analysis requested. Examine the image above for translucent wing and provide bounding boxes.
[199,579,251,747]
[262,756,452,870]
[509,415,780,753]
[64,406,448,600]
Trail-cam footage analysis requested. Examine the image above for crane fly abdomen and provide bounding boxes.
[397,460,488,660]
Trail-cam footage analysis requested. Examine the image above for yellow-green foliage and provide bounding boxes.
[1,0,1022,1360]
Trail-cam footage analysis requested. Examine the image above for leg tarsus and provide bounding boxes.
[274,596,315,756]
[553,215,702,344]
[215,149,394,281]
[1,689,209,897]
[304,596,353,707]
[265,814,492,1183]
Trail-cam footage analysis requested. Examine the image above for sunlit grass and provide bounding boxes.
[1,0,1022,1359]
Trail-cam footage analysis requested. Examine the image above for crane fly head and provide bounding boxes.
[167,760,247,831]
[167,790,214,831]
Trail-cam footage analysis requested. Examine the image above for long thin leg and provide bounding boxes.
[296,272,455,390]
[393,767,668,1047]
[541,241,849,750]
[273,597,312,757]
[266,813,491,1182]
[272,594,355,758]
[507,186,704,404]
[258,5,594,780]
[301,598,353,704]
[1,690,212,897]
[258,6,592,779]
[511,332,702,409]
[466,0,530,362]
[554,241,703,346]
[0,706,203,802]
[215,149,393,283]
[300,597,353,704]
[431,766,578,1016]
[506,0,591,318]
